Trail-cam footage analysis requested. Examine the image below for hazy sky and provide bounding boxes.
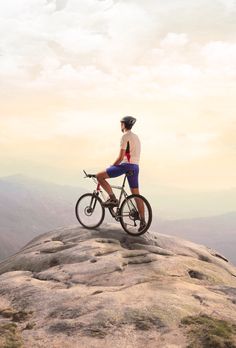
[1,0,236,191]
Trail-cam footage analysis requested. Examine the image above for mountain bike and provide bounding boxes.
[75,169,152,236]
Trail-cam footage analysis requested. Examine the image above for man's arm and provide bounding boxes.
[112,149,125,166]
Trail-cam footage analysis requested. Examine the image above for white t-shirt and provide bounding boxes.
[120,130,141,164]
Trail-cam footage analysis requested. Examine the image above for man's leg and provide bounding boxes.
[96,171,113,196]
[128,165,145,221]
[130,187,145,220]
[96,170,119,207]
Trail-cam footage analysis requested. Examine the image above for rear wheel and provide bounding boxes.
[75,193,105,229]
[119,194,152,236]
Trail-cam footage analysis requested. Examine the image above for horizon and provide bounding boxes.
[1,172,236,192]
[1,171,235,221]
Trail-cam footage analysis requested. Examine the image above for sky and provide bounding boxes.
[1,0,236,193]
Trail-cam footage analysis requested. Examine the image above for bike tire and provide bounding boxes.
[119,194,152,236]
[75,193,105,229]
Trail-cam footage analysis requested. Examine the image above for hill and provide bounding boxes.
[0,223,236,347]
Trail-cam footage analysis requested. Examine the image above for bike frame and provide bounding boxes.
[83,170,136,221]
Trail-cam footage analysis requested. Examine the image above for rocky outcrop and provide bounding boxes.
[0,223,236,347]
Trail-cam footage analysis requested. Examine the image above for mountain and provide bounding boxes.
[0,223,236,347]
[147,185,236,220]
[0,174,85,260]
[0,231,22,260]
[0,173,235,269]
[153,211,236,266]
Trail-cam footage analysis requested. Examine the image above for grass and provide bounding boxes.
[81,306,165,338]
[0,308,34,347]
[122,307,165,331]
[0,308,33,322]
[181,314,236,348]
[0,322,23,348]
[12,310,33,322]
[23,322,36,330]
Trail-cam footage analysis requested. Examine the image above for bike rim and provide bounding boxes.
[120,195,151,235]
[76,194,104,228]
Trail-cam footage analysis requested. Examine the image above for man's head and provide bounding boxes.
[120,116,136,133]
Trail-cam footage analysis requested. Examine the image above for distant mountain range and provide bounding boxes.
[0,174,235,265]
[147,185,236,220]
[0,174,85,260]
[153,211,236,265]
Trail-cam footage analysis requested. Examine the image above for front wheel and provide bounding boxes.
[75,193,105,229]
[119,194,152,236]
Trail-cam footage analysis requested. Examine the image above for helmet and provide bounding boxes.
[120,116,136,129]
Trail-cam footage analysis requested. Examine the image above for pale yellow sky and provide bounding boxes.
[0,0,236,191]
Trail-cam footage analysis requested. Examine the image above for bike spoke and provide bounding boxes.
[120,194,152,235]
[75,194,104,228]
[122,212,131,217]
[124,222,136,227]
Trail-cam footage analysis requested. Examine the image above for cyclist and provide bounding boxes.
[96,116,146,231]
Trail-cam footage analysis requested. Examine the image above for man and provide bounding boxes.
[96,116,146,231]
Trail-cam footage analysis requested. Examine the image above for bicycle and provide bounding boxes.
[75,169,152,236]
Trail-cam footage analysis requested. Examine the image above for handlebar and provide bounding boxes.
[83,170,97,178]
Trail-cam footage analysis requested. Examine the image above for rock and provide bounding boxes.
[0,222,236,347]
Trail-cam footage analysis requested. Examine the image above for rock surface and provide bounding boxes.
[0,222,236,347]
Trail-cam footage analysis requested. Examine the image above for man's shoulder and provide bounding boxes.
[130,131,140,140]
[121,132,129,139]
[121,131,140,140]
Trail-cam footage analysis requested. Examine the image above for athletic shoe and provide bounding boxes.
[138,219,147,232]
[103,197,119,207]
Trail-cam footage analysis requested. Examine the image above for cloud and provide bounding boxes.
[201,41,236,72]
[0,0,236,189]
[160,33,189,48]
[218,0,236,14]
[1,0,236,103]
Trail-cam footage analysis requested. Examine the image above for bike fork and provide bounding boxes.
[89,191,99,210]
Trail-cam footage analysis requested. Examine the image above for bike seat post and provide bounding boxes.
[122,173,127,188]
[122,170,133,188]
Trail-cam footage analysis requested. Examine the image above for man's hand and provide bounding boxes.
[112,149,125,166]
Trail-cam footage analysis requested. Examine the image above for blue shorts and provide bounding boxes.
[106,163,139,189]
